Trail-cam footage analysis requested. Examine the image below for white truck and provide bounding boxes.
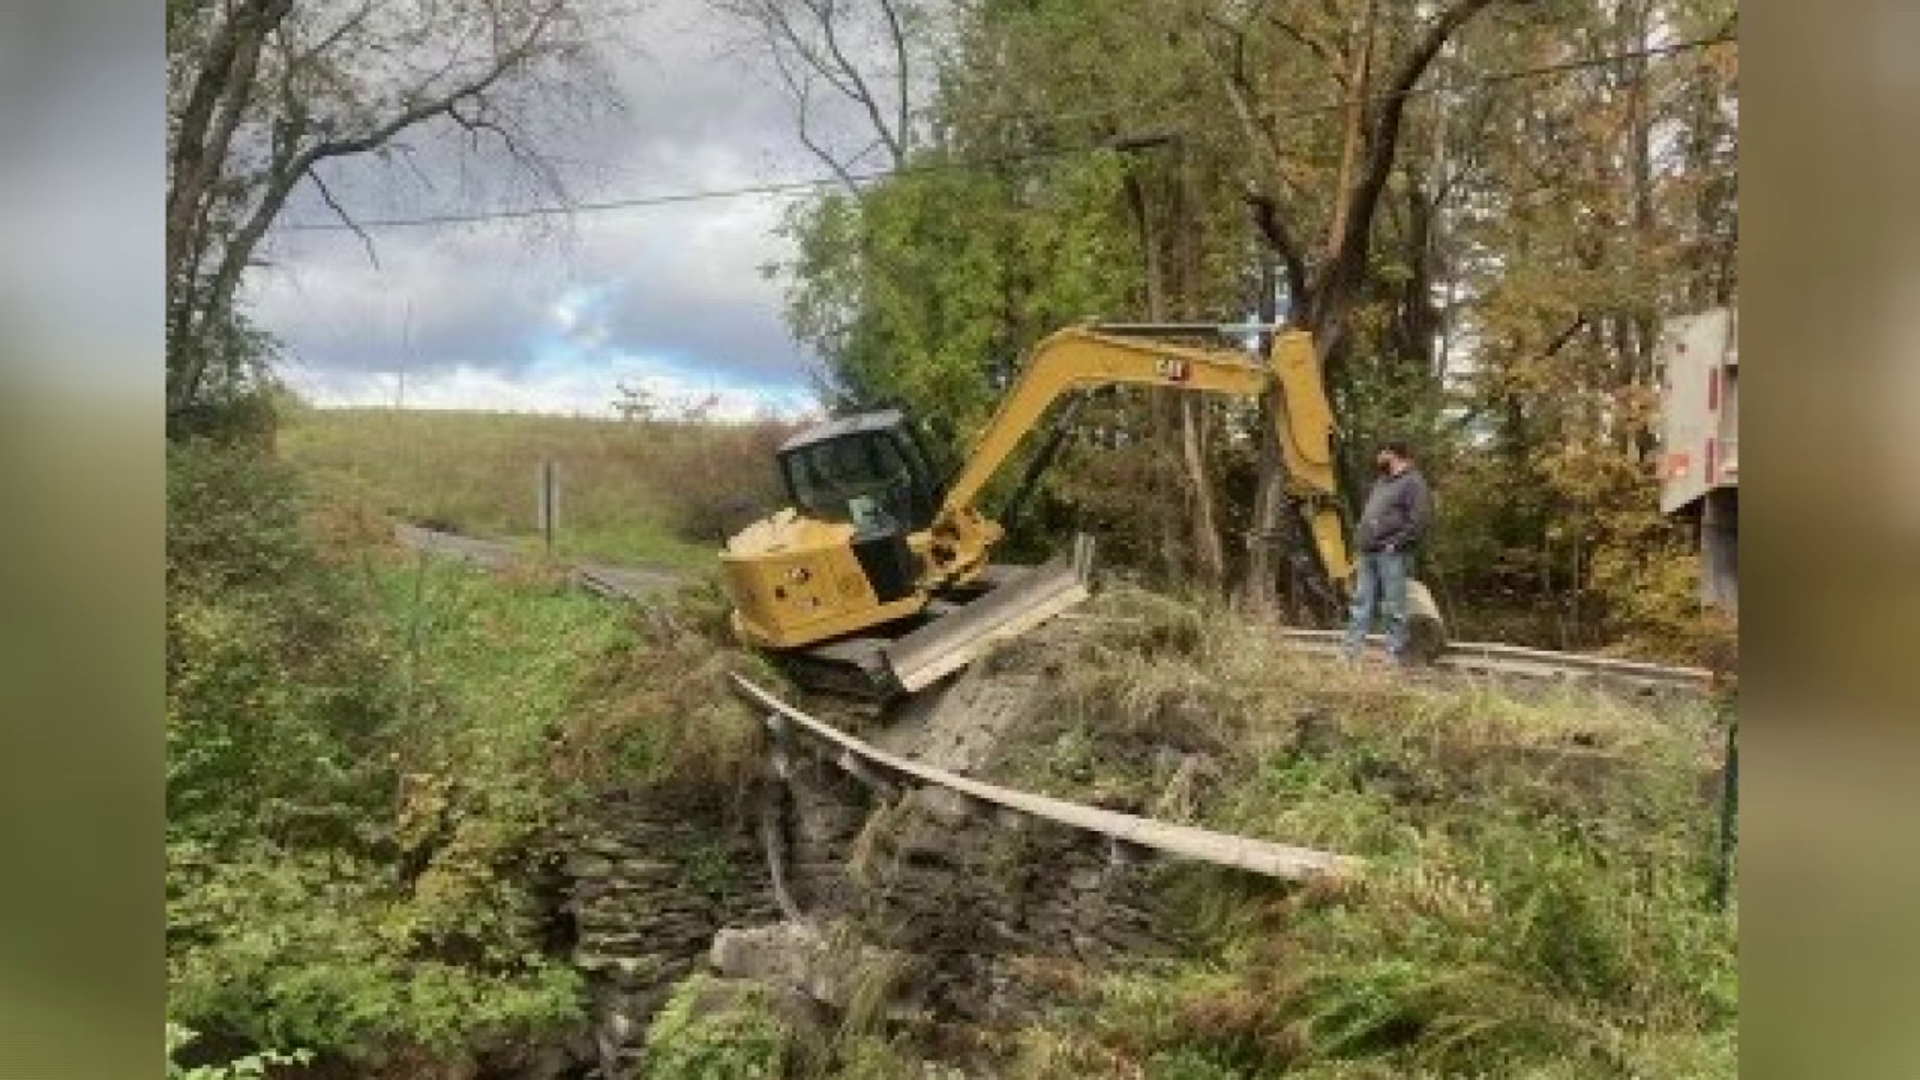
[1656,306,1738,614]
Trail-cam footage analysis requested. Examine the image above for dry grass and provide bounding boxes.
[971,585,1734,1080]
[1042,585,1714,770]
[549,606,778,793]
[281,406,800,569]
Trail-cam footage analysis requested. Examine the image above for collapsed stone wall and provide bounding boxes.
[547,671,1192,1071]
[548,785,781,1076]
[758,749,1180,1024]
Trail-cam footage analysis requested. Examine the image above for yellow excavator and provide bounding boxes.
[720,322,1444,696]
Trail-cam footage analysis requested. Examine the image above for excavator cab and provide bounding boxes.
[776,410,944,535]
[721,412,962,659]
[761,412,943,617]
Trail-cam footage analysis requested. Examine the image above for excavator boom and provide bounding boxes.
[922,325,1352,589]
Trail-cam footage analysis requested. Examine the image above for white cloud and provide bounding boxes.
[288,353,818,422]
[246,0,875,416]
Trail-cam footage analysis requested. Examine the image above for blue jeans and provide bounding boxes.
[1343,550,1410,660]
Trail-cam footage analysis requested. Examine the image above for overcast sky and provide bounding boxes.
[251,0,860,420]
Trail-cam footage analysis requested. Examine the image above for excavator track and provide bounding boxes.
[772,637,900,702]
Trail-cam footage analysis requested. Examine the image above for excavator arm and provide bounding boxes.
[927,324,1354,588]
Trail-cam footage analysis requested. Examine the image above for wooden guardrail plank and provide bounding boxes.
[731,675,1358,883]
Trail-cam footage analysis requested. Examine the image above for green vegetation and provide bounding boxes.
[619,587,1733,1080]
[169,435,1732,1077]
[166,1024,311,1080]
[643,975,817,1080]
[279,405,798,569]
[641,973,927,1080]
[165,439,771,1074]
[167,441,586,1065]
[585,584,1736,1080]
[988,590,1735,1079]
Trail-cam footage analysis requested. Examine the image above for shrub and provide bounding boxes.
[166,441,394,847]
[644,975,805,1080]
[166,1023,311,1080]
[167,443,591,1067]
[167,841,582,1060]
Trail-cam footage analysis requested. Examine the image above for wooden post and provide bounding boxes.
[1708,707,1738,910]
[537,459,559,555]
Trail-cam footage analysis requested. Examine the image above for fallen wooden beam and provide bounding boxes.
[731,674,1359,883]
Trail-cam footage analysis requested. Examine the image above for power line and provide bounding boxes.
[282,32,1734,233]
[282,142,1097,232]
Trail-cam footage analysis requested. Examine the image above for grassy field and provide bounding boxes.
[280,406,800,570]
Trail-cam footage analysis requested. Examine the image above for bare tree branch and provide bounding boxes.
[751,0,864,102]
[299,1,564,171]
[876,0,910,159]
[308,167,380,270]
[295,0,379,66]
[1265,9,1344,82]
[166,0,611,421]
[769,41,863,191]
[801,0,905,163]
[1197,10,1308,319]
[1245,190,1309,321]
[713,0,917,183]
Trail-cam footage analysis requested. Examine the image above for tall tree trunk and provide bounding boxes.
[1238,0,1498,621]
[1180,400,1225,589]
[1243,257,1286,617]
[1625,0,1659,458]
[1173,149,1226,592]
[1125,173,1187,584]
[165,0,294,404]
[1686,32,1737,306]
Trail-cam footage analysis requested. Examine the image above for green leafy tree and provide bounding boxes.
[763,0,1736,648]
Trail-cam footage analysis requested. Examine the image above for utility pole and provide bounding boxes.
[396,299,411,411]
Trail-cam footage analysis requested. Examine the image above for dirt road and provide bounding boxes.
[392,522,685,601]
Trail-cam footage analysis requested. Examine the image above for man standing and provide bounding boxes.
[1344,439,1433,663]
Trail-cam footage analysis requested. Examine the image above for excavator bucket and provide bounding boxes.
[883,536,1095,693]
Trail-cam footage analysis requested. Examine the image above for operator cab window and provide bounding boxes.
[782,432,919,534]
